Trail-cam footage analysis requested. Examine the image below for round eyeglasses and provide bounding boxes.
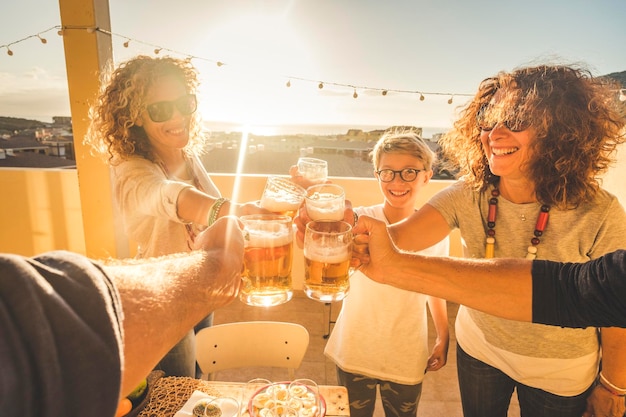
[375,168,423,182]
[145,94,197,123]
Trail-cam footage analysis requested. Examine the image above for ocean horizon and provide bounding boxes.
[203,121,450,139]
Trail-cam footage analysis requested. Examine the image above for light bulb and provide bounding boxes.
[318,82,324,89]
[216,61,224,67]
[154,48,162,54]
[447,96,453,104]
[286,80,291,88]
[6,47,13,56]
[419,94,425,101]
[382,90,388,96]
[353,89,358,99]
[37,35,47,44]
[123,40,130,48]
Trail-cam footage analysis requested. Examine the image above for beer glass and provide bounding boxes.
[297,157,328,185]
[240,214,294,307]
[305,184,345,221]
[303,220,352,302]
[260,176,306,219]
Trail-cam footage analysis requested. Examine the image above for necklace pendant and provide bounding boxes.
[485,237,495,258]
[526,245,538,260]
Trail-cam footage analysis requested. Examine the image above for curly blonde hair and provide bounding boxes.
[440,64,626,209]
[84,55,206,164]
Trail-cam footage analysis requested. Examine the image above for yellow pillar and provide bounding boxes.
[58,0,122,259]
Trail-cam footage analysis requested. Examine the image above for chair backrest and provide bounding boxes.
[195,321,310,380]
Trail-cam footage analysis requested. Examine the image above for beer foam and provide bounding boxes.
[260,195,302,212]
[246,227,293,247]
[304,244,350,263]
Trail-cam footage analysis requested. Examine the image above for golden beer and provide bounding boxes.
[303,220,352,302]
[240,215,294,307]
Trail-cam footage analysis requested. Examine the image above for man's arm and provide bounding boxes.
[353,215,626,328]
[353,215,533,321]
[104,216,244,396]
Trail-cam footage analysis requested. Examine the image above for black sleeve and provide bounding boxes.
[531,250,626,328]
[0,251,124,417]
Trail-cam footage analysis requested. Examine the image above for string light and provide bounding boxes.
[11,25,623,106]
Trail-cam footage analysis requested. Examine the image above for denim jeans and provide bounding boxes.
[456,344,592,417]
[154,312,214,377]
[336,367,422,417]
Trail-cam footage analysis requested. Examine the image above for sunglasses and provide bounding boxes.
[476,104,530,132]
[375,168,424,182]
[145,94,197,123]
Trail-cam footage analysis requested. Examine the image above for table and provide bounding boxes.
[136,375,349,417]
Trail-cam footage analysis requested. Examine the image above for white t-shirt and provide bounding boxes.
[324,204,450,385]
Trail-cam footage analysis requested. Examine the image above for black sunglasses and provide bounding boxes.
[375,168,423,182]
[476,103,530,133]
[145,94,197,123]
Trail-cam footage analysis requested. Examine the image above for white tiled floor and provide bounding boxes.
[212,294,520,417]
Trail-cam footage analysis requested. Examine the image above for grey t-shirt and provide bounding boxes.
[428,179,626,394]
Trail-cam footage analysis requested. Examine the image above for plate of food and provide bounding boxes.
[248,382,326,417]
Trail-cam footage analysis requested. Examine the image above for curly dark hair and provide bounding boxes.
[84,55,206,164]
[440,64,626,209]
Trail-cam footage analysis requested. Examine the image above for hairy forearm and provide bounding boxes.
[104,249,240,396]
[384,254,534,322]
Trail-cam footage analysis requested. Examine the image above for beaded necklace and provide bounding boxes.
[485,187,550,260]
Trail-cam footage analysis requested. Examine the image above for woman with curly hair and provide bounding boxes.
[85,55,263,377]
[379,64,626,417]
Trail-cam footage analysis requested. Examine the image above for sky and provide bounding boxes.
[1,0,625,134]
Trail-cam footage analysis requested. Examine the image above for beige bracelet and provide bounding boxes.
[599,372,626,397]
[207,197,229,227]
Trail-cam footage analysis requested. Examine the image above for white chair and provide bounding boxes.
[195,321,310,380]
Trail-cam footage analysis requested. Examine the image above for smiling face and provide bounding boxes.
[376,152,432,222]
[136,74,193,159]
[479,90,537,182]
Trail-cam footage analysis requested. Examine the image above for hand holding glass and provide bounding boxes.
[303,220,352,302]
[240,215,294,307]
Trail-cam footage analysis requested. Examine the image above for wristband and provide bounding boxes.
[598,372,626,397]
[207,197,229,227]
